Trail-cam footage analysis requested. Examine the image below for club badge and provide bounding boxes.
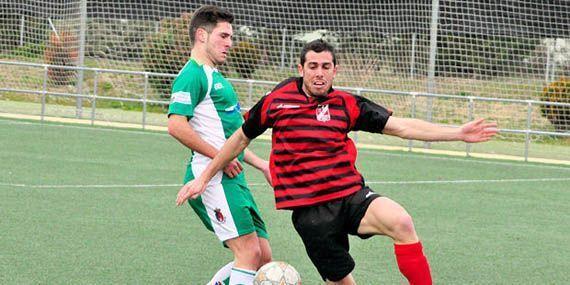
[316,104,331,122]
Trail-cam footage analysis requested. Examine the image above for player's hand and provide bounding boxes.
[460,118,499,143]
[176,179,206,206]
[260,161,272,186]
[223,158,243,178]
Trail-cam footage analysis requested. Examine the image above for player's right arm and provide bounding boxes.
[176,128,251,205]
[168,115,221,159]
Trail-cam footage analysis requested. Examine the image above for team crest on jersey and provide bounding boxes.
[214,208,225,223]
[316,104,331,122]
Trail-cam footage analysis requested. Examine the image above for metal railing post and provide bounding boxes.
[91,70,98,126]
[20,15,25,47]
[524,101,532,162]
[143,73,149,130]
[408,93,417,151]
[410,33,417,79]
[247,79,253,109]
[466,97,474,156]
[280,28,287,70]
[354,88,362,144]
[75,0,87,118]
[41,65,48,121]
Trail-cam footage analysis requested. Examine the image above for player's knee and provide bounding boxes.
[245,243,262,261]
[259,247,272,266]
[392,213,417,241]
[232,239,262,265]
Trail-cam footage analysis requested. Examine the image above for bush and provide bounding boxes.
[540,78,570,132]
[436,34,539,78]
[229,41,261,79]
[142,12,191,99]
[44,31,78,85]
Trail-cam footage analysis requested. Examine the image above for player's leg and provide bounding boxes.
[248,188,272,267]
[225,232,262,284]
[292,201,355,283]
[356,189,432,285]
[188,182,264,284]
[224,183,273,284]
[325,274,356,285]
[357,196,418,243]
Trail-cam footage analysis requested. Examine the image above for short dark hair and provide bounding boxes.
[189,5,234,46]
[300,39,337,66]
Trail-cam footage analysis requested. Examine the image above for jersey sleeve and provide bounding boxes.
[352,95,393,133]
[167,73,204,119]
[242,95,270,139]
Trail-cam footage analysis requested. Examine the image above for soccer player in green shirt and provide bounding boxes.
[167,5,272,285]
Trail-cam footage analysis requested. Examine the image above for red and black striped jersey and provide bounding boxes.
[242,77,392,209]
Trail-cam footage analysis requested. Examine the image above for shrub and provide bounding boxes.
[540,78,570,132]
[229,41,261,79]
[142,12,191,99]
[436,34,539,78]
[44,31,78,85]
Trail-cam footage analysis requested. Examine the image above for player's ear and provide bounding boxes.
[297,64,304,77]
[196,28,207,43]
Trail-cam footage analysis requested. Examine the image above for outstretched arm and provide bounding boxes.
[383,117,498,143]
[176,128,252,205]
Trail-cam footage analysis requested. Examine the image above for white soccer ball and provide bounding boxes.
[253,261,301,285]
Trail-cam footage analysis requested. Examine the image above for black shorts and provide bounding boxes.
[291,186,381,282]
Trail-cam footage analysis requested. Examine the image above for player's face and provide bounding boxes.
[298,51,337,97]
[204,21,233,65]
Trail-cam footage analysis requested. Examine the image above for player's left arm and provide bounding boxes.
[383,117,498,143]
[243,149,271,186]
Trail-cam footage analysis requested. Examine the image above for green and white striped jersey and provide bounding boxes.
[168,59,245,185]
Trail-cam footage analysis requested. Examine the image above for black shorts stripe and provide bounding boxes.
[275,161,352,178]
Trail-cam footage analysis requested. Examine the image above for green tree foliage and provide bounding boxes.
[229,41,261,79]
[142,12,191,99]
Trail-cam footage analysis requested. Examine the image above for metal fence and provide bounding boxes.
[0,60,569,163]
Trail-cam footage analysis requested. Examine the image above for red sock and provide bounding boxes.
[394,242,432,285]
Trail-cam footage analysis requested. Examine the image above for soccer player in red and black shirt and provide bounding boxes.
[176,39,498,284]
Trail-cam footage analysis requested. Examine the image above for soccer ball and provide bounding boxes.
[253,261,301,285]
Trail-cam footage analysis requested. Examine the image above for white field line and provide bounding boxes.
[1,113,569,170]
[4,177,567,189]
[0,182,180,189]
[363,177,570,185]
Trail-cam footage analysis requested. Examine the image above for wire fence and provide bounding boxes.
[1,60,568,164]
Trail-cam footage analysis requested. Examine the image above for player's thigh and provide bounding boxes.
[357,196,416,238]
[189,182,256,242]
[242,185,269,240]
[225,231,261,254]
